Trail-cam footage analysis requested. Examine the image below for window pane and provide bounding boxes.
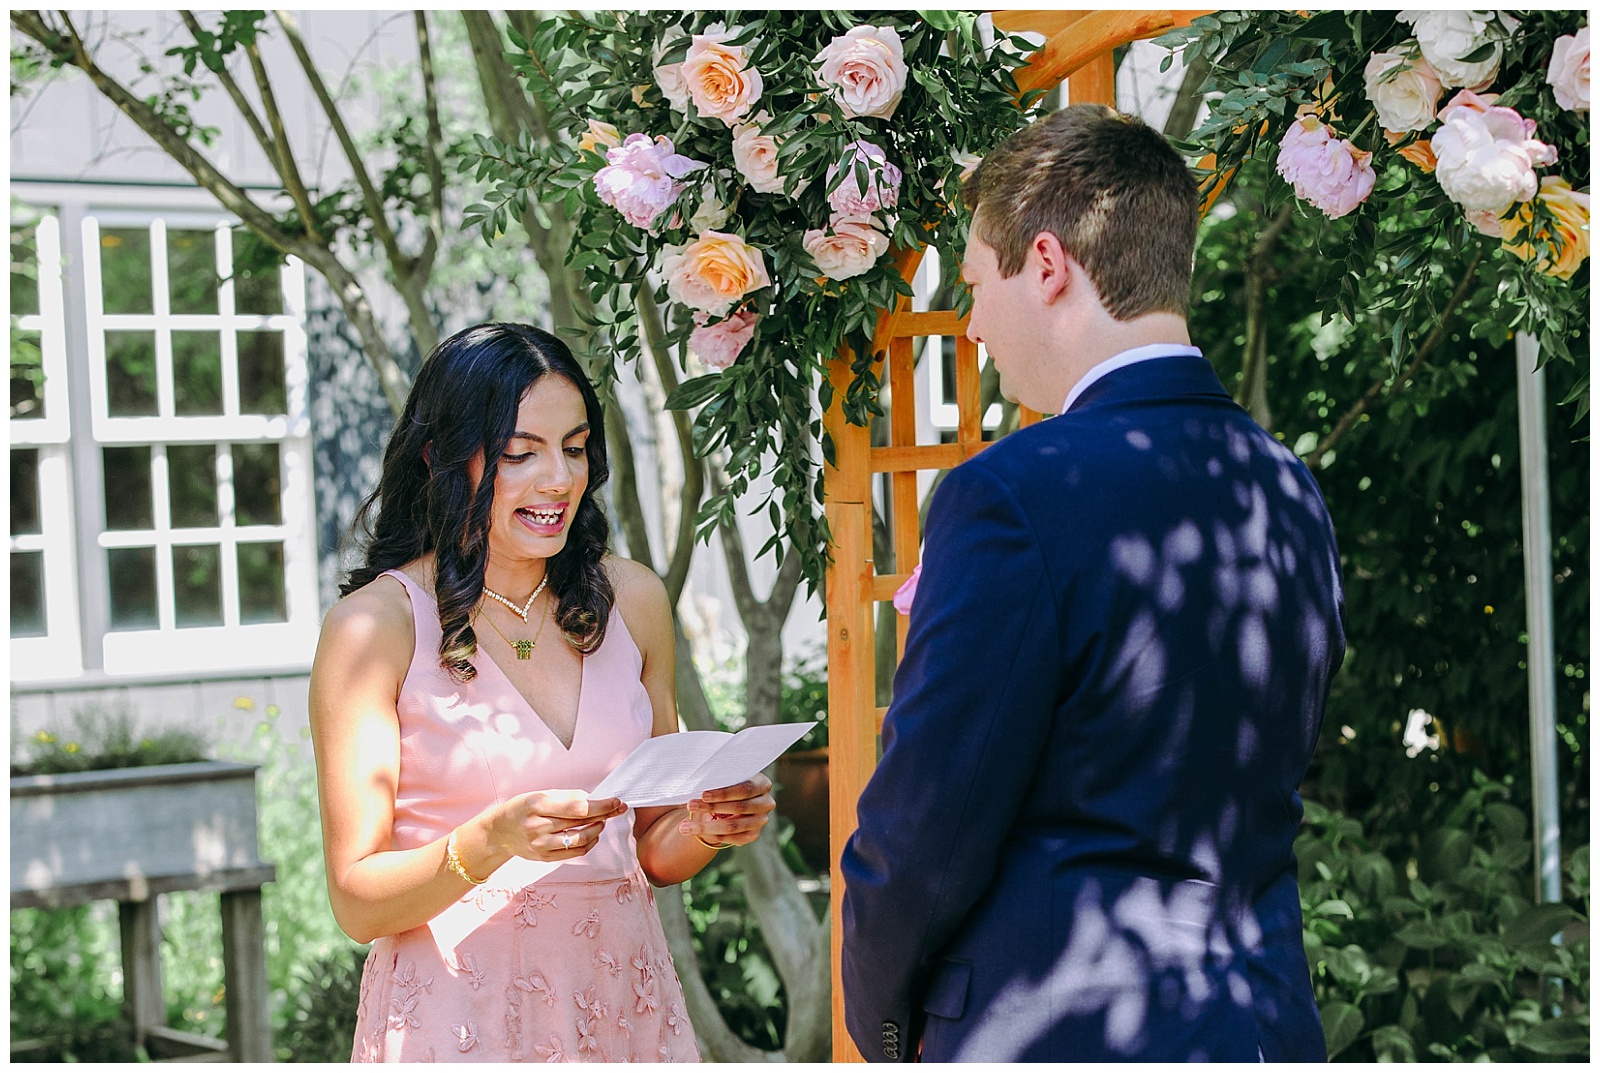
[105,330,158,417]
[10,326,45,420]
[231,442,282,526]
[231,229,282,315]
[10,551,45,637]
[100,228,154,315]
[168,444,218,528]
[173,543,223,627]
[167,229,218,315]
[11,448,40,535]
[103,446,153,530]
[107,546,159,630]
[238,332,286,415]
[237,541,287,624]
[11,219,38,317]
[172,331,223,415]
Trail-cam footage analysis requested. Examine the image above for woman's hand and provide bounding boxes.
[679,774,775,848]
[484,790,627,863]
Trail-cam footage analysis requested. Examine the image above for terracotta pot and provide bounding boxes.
[774,746,829,872]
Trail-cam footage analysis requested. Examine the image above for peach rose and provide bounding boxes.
[1502,176,1591,280]
[577,119,622,155]
[803,217,890,281]
[689,309,759,371]
[814,24,907,120]
[1396,139,1438,173]
[664,230,771,316]
[1547,26,1590,113]
[683,24,763,126]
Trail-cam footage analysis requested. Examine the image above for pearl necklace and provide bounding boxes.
[481,573,549,622]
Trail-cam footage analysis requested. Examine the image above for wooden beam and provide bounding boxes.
[1015,10,1186,95]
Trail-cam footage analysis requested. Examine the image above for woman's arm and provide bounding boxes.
[309,575,624,943]
[613,559,774,887]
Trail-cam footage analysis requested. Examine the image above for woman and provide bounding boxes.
[310,323,773,1062]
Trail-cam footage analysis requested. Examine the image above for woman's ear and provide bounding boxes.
[422,441,433,472]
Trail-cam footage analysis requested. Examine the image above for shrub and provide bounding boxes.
[1299,777,1589,1061]
[10,703,208,776]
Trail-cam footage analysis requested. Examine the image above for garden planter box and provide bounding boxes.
[10,760,272,909]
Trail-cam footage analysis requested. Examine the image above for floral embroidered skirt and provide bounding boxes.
[350,869,700,1062]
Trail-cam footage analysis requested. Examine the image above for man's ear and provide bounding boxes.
[1030,230,1072,304]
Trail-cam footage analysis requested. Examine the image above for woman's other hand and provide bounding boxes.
[486,790,627,862]
[679,774,775,847]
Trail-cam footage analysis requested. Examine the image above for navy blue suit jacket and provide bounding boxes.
[841,354,1344,1062]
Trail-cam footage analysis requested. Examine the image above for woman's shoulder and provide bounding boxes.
[602,556,670,649]
[319,564,420,654]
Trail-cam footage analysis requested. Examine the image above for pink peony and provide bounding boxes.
[826,140,902,219]
[593,133,705,229]
[813,25,908,120]
[803,217,890,281]
[1547,26,1590,113]
[1274,116,1376,220]
[892,563,920,615]
[689,310,759,371]
[1432,91,1558,214]
[1463,208,1506,237]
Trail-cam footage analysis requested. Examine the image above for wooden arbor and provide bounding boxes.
[822,10,1209,1060]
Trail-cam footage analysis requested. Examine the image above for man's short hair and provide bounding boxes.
[961,103,1199,320]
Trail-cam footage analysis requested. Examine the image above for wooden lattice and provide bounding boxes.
[823,10,1211,1060]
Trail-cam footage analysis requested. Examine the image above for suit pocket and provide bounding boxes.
[921,959,971,1021]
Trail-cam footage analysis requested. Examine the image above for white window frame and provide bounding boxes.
[911,248,1004,435]
[10,212,83,676]
[10,195,320,681]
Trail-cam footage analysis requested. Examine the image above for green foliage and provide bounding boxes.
[1298,790,1589,1061]
[9,904,140,1061]
[1161,10,1590,413]
[1190,151,1589,854]
[10,704,209,776]
[783,647,830,751]
[681,855,788,1050]
[471,12,1046,591]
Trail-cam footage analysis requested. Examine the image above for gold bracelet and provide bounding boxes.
[445,829,488,885]
[696,834,732,851]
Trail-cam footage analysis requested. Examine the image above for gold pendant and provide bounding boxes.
[512,639,535,659]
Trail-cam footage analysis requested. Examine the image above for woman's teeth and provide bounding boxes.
[519,507,564,526]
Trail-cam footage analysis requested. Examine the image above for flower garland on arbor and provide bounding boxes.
[468,11,1045,586]
[1159,10,1590,415]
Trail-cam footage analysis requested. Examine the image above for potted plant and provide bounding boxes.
[774,656,830,873]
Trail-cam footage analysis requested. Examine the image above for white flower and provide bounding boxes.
[1398,10,1518,89]
[653,25,690,112]
[688,183,730,231]
[813,24,908,120]
[730,112,803,195]
[1547,26,1590,112]
[1432,91,1557,214]
[803,217,890,281]
[1363,49,1444,133]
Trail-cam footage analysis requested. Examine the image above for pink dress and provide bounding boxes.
[349,569,700,1062]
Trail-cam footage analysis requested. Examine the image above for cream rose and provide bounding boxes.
[1502,176,1591,280]
[1364,49,1443,133]
[577,119,622,155]
[653,26,690,112]
[1398,10,1517,89]
[730,113,803,195]
[1547,26,1590,113]
[664,230,771,316]
[803,217,890,282]
[683,25,763,126]
[813,24,908,120]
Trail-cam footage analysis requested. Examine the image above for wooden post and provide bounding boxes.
[118,899,166,1049]
[220,889,273,1062]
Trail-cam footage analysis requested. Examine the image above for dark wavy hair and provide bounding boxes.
[342,323,614,682]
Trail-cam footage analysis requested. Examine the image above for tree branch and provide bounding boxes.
[1163,54,1213,140]
[1237,205,1293,430]
[637,281,703,605]
[413,11,446,284]
[178,12,278,175]
[242,34,322,245]
[1306,248,1485,469]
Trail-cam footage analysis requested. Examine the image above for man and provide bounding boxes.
[840,104,1345,1062]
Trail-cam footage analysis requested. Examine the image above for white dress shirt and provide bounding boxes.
[1060,342,1203,415]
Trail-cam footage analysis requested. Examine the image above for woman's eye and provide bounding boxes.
[502,452,533,463]
[564,446,586,457]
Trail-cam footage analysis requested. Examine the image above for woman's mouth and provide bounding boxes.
[516,504,567,535]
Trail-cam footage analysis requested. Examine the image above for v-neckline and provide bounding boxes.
[399,568,587,752]
[474,638,587,753]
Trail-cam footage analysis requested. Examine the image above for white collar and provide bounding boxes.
[1060,343,1203,414]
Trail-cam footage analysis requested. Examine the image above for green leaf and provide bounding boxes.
[918,10,962,32]
[664,374,726,411]
[1319,1000,1364,1059]
[1517,1015,1590,1057]
[1395,920,1450,950]
[1502,902,1576,951]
